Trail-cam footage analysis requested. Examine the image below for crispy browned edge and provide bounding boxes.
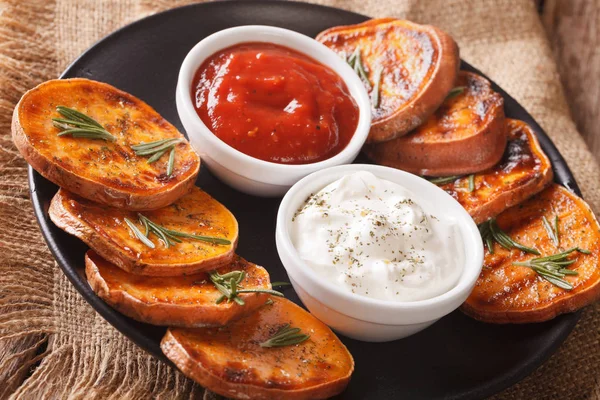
[317,18,460,143]
[11,78,200,211]
[85,250,268,327]
[461,185,600,323]
[364,72,507,176]
[469,119,553,224]
[49,188,238,276]
[161,328,353,400]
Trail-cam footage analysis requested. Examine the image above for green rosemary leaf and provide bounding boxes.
[131,138,184,177]
[446,86,466,100]
[133,214,230,248]
[577,248,591,255]
[427,175,463,185]
[53,106,116,142]
[237,289,285,297]
[271,282,292,288]
[146,147,169,164]
[346,46,372,89]
[554,215,560,247]
[371,66,383,109]
[164,229,231,245]
[208,270,284,305]
[478,218,540,255]
[130,138,182,151]
[260,324,310,348]
[124,218,155,249]
[132,139,183,156]
[542,216,559,246]
[56,106,104,128]
[167,147,176,176]
[468,174,475,192]
[511,246,591,290]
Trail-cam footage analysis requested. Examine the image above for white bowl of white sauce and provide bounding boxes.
[276,164,483,342]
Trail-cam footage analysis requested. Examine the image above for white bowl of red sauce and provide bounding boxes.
[176,25,371,196]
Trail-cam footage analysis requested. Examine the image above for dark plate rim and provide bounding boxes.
[27,1,581,399]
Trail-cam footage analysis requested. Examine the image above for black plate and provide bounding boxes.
[29,1,582,399]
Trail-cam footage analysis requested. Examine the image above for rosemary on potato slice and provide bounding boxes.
[478,218,540,255]
[371,66,383,109]
[513,247,590,290]
[467,174,475,192]
[346,46,371,89]
[209,270,284,306]
[446,86,466,100]
[260,323,310,348]
[124,217,155,249]
[53,106,116,142]
[126,213,231,249]
[130,138,185,177]
[427,175,464,185]
[542,215,560,247]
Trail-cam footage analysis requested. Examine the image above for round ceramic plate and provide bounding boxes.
[29,1,582,399]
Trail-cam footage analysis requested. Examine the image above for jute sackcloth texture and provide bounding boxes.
[0,0,598,399]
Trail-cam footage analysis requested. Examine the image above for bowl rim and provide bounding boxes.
[276,164,484,323]
[176,25,372,176]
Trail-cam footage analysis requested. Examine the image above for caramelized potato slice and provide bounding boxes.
[50,187,238,276]
[85,251,271,327]
[462,184,600,323]
[439,119,553,224]
[317,18,459,143]
[12,78,200,210]
[161,297,354,400]
[364,72,506,176]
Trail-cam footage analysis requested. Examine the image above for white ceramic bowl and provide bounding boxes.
[276,164,484,342]
[176,26,372,197]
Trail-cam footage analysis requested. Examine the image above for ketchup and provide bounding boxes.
[192,42,359,164]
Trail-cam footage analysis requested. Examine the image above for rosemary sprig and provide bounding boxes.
[124,218,155,249]
[479,218,540,255]
[446,86,466,100]
[346,46,372,89]
[371,66,383,109]
[126,214,231,248]
[260,324,310,348]
[131,138,184,177]
[427,175,463,185]
[467,174,475,192]
[513,247,589,290]
[53,106,116,142]
[208,270,284,306]
[271,282,292,288]
[542,216,560,247]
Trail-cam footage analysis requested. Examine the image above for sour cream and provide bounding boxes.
[290,171,464,302]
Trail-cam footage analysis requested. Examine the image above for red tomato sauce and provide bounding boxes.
[192,42,359,164]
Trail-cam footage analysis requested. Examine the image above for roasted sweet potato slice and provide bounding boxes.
[317,18,459,143]
[12,78,200,210]
[462,184,600,323]
[49,187,238,276]
[364,71,506,176]
[161,297,354,400]
[437,119,553,224]
[85,250,271,327]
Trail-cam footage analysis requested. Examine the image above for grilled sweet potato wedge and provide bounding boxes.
[161,297,354,400]
[462,184,600,323]
[85,251,271,327]
[317,18,459,143]
[12,78,200,210]
[364,71,506,176]
[49,187,238,276]
[437,119,552,224]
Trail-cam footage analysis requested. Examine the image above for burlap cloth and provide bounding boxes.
[1,0,599,398]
